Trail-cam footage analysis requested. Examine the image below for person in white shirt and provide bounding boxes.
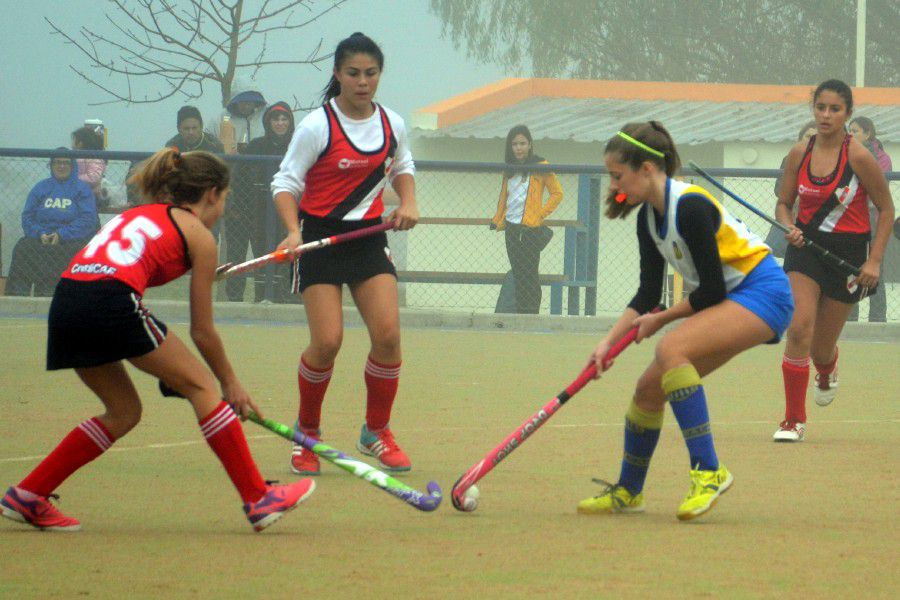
[271,32,419,477]
[490,125,564,313]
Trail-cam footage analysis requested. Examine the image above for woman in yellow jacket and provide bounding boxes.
[491,125,564,313]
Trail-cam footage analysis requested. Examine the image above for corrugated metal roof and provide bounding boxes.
[414,97,900,144]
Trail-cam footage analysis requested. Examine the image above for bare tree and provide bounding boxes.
[47,0,347,108]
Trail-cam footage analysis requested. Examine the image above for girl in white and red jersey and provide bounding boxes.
[773,79,894,442]
[1,148,314,533]
[271,32,418,476]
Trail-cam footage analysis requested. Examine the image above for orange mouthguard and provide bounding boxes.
[615,193,627,203]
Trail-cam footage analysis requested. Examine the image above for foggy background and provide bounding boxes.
[0,0,508,150]
[1,0,896,151]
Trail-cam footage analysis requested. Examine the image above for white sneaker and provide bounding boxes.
[814,371,838,407]
[773,421,806,442]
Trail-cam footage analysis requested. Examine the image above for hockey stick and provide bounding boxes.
[688,161,861,277]
[450,306,661,512]
[247,413,443,512]
[157,381,442,512]
[214,221,394,281]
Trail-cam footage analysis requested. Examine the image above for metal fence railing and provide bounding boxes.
[1,148,898,321]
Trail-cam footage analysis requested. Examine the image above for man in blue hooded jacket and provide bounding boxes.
[7,154,97,296]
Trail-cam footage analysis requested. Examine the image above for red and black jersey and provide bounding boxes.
[796,134,870,234]
[63,203,191,294]
[299,102,397,220]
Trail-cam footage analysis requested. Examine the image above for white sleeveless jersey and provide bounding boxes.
[645,179,769,293]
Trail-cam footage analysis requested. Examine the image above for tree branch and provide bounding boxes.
[47,0,342,106]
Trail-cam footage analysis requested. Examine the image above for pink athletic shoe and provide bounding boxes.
[1,486,81,531]
[243,479,315,532]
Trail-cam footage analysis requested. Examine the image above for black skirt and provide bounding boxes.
[782,230,875,304]
[291,213,396,294]
[47,279,168,370]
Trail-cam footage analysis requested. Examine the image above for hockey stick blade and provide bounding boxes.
[248,413,442,512]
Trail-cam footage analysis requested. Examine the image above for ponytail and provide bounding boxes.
[128,147,229,205]
[321,75,342,103]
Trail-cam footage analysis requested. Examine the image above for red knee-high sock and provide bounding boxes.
[19,418,115,497]
[782,355,810,423]
[298,356,333,432]
[200,402,266,504]
[813,346,839,378]
[365,356,401,431]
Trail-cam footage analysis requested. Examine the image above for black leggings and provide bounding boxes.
[504,223,544,314]
[224,195,268,302]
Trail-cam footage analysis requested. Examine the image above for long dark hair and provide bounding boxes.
[503,124,544,179]
[604,121,680,219]
[320,32,384,103]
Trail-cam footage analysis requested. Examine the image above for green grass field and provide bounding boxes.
[0,317,897,599]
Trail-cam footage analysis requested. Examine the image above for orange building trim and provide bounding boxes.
[416,78,900,130]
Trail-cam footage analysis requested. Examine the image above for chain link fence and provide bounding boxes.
[1,148,898,321]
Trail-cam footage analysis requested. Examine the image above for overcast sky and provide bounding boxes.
[0,0,507,151]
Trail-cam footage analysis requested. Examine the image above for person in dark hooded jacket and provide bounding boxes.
[7,153,97,296]
[225,101,296,302]
[210,81,268,153]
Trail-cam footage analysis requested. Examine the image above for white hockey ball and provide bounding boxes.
[461,485,480,512]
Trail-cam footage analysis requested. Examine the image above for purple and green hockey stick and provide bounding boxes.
[248,413,442,512]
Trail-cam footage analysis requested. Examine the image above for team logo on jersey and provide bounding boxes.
[69,262,117,276]
[672,241,683,260]
[338,157,370,170]
[798,183,822,197]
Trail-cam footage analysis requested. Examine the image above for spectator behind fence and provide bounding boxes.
[72,124,107,205]
[166,106,225,153]
[6,153,97,296]
[848,116,893,323]
[209,81,267,154]
[227,101,296,303]
[490,125,563,314]
[129,106,227,207]
[765,121,817,258]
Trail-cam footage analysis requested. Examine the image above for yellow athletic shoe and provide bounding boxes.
[677,464,733,521]
[577,479,644,514]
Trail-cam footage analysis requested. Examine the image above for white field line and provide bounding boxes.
[0,419,897,464]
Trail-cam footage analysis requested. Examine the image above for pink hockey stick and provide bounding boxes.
[214,221,394,281]
[450,306,661,511]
